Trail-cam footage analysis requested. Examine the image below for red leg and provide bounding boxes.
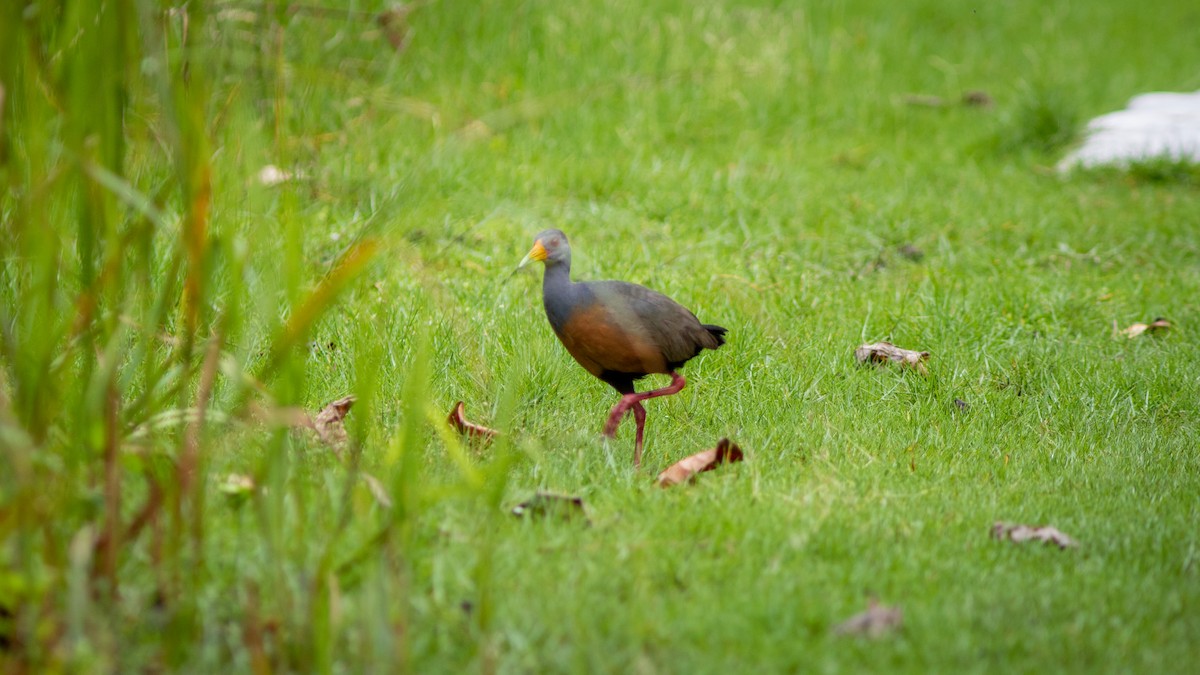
[604,393,641,437]
[632,402,646,467]
[638,371,686,403]
[601,372,687,456]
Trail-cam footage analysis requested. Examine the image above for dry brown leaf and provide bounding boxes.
[896,243,925,262]
[991,522,1078,549]
[447,401,499,440]
[250,396,356,452]
[313,395,356,449]
[511,492,588,522]
[656,438,745,488]
[961,90,994,107]
[833,599,903,637]
[377,5,411,52]
[855,342,930,374]
[1118,318,1172,339]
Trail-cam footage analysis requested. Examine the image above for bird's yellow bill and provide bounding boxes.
[518,239,548,268]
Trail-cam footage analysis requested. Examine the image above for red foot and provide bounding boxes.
[601,372,686,466]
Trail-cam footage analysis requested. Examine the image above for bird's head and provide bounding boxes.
[518,229,571,268]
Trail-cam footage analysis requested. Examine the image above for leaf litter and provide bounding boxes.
[1115,318,1172,338]
[833,599,904,638]
[312,395,357,449]
[855,342,930,374]
[991,522,1078,549]
[253,395,356,453]
[447,401,499,440]
[656,438,744,487]
[376,5,412,52]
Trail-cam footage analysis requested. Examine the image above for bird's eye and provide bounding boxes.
[547,239,559,249]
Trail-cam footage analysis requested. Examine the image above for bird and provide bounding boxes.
[518,229,726,467]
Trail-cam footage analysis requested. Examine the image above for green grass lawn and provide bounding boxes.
[3,0,1200,672]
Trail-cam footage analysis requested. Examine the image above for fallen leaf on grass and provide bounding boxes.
[961,90,994,107]
[855,342,930,374]
[250,396,356,452]
[833,599,903,637]
[447,401,499,440]
[313,395,356,449]
[377,5,412,52]
[656,438,745,488]
[1116,318,1172,339]
[511,492,588,522]
[991,522,1078,549]
[896,243,925,261]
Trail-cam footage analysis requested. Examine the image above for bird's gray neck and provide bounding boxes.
[542,261,578,333]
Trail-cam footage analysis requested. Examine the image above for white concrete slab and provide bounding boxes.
[1059,90,1200,170]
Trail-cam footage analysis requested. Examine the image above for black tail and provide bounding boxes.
[703,324,727,348]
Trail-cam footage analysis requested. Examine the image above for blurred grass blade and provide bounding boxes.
[81,160,169,229]
[264,240,381,378]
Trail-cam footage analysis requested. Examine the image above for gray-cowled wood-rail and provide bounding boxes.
[518,229,726,467]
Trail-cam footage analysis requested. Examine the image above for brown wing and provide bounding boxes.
[557,301,667,377]
[579,281,719,370]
